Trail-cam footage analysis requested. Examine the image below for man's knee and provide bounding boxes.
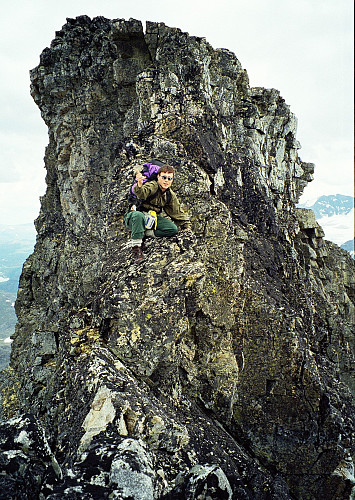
[125,210,145,227]
[170,224,178,236]
[132,211,145,223]
[156,222,178,237]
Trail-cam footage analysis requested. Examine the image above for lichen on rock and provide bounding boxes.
[0,15,354,500]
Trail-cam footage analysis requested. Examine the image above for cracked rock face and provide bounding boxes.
[0,15,354,499]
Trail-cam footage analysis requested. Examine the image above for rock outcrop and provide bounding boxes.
[0,15,354,499]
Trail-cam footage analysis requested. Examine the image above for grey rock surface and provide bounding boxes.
[0,15,354,500]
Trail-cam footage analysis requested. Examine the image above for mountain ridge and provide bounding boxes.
[301,193,354,218]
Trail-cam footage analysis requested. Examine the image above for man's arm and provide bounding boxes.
[164,191,191,229]
[133,180,159,200]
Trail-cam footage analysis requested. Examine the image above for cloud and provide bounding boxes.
[317,209,354,246]
[0,180,44,225]
[298,136,354,202]
[0,0,353,224]
[0,128,47,181]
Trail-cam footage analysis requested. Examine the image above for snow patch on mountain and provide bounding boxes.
[341,239,355,258]
[298,194,354,248]
[317,208,354,246]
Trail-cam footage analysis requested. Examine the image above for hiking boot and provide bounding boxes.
[132,245,143,262]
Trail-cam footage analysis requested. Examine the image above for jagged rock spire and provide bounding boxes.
[0,16,353,499]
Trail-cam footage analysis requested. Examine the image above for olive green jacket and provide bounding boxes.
[133,181,190,228]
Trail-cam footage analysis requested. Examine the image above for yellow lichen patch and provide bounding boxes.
[185,273,198,287]
[131,325,141,343]
[73,326,100,339]
[80,344,92,354]
[44,360,57,368]
[86,328,100,342]
[74,327,89,337]
[1,367,20,419]
[71,326,101,355]
[1,386,20,419]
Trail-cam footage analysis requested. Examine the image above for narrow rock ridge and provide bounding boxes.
[0,16,354,499]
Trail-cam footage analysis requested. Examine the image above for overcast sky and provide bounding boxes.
[0,0,353,225]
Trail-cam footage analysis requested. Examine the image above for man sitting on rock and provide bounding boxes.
[124,165,192,261]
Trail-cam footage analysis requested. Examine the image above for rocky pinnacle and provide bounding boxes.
[0,15,354,499]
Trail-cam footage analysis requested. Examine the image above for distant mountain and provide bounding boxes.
[341,239,354,259]
[0,223,36,293]
[0,223,36,369]
[0,290,16,370]
[306,194,354,218]
[0,223,36,244]
[298,194,354,249]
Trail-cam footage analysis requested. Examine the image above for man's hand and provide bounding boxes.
[136,170,144,187]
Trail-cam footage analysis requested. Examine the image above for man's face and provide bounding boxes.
[157,171,174,191]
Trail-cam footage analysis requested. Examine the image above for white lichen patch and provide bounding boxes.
[14,430,32,449]
[78,386,116,455]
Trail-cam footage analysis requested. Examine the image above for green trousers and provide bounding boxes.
[124,211,178,239]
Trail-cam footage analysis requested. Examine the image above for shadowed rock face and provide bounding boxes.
[0,15,354,499]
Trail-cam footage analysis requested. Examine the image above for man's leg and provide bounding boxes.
[124,211,146,260]
[154,216,178,237]
[124,211,146,241]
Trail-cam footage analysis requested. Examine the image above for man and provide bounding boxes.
[124,165,191,261]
